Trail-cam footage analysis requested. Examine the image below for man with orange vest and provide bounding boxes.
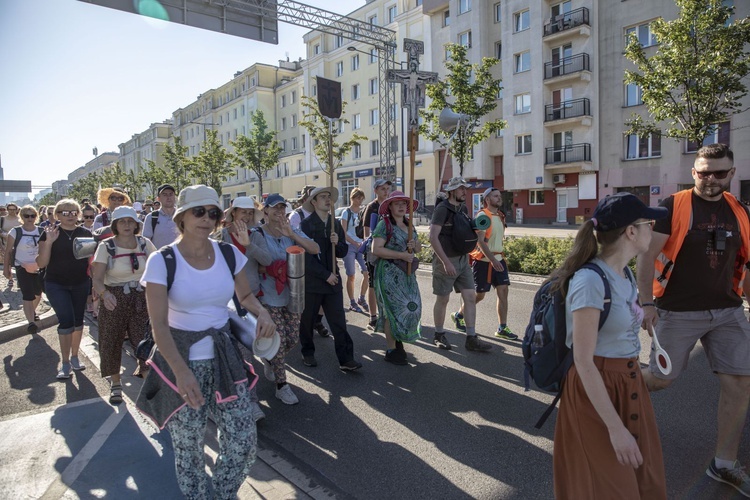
[637,143,750,497]
[455,187,517,340]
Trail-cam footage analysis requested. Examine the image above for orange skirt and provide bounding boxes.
[553,356,666,499]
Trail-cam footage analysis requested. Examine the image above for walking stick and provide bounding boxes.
[407,128,418,276]
[327,118,336,271]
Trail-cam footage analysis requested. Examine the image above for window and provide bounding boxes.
[368,14,378,25]
[292,114,297,127]
[626,133,661,159]
[281,117,286,131]
[459,0,471,14]
[497,87,504,100]
[626,22,657,48]
[494,3,501,23]
[443,9,450,27]
[352,113,361,130]
[495,42,502,59]
[458,31,472,48]
[335,34,344,48]
[625,83,643,106]
[312,84,317,96]
[515,93,531,114]
[281,95,286,107]
[514,51,531,73]
[241,105,245,116]
[388,5,398,23]
[686,122,730,152]
[314,44,320,55]
[551,1,572,20]
[297,160,303,173]
[353,143,361,159]
[337,120,345,133]
[371,140,380,156]
[529,190,545,205]
[369,78,379,94]
[292,137,298,150]
[351,54,360,71]
[495,128,504,138]
[370,108,379,125]
[351,84,360,100]
[291,91,296,104]
[514,9,530,32]
[233,108,237,119]
[281,139,287,152]
[516,134,532,154]
[336,61,344,77]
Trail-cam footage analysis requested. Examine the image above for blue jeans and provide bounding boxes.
[45,280,89,334]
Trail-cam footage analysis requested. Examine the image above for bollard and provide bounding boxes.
[287,245,305,314]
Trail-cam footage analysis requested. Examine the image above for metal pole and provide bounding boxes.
[406,129,417,276]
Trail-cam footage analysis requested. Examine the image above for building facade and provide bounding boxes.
[118,121,172,183]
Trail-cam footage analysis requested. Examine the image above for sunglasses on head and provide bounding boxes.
[191,206,222,220]
[695,169,732,180]
[57,210,79,217]
[109,196,125,202]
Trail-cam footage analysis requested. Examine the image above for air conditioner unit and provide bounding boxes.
[553,174,566,184]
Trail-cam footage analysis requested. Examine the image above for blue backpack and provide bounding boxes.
[522,262,619,429]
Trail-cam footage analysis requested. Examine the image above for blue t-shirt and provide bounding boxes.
[565,258,643,358]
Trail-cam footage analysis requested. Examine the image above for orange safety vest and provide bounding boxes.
[469,207,506,262]
[653,189,750,298]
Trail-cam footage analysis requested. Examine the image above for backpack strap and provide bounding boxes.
[150,211,160,234]
[160,246,177,292]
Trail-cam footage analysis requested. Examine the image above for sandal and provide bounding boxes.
[109,383,123,405]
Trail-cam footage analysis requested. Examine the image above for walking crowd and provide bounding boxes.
[7,143,749,498]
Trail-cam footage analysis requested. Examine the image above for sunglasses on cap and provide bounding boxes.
[57,210,79,217]
[191,206,223,220]
[694,169,732,180]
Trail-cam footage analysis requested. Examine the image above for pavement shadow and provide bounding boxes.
[3,336,58,405]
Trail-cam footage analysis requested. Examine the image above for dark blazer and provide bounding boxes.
[301,211,348,294]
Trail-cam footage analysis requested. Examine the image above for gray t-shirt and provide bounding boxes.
[143,210,180,249]
[565,258,643,358]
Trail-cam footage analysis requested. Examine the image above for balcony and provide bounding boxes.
[544,53,590,81]
[543,7,590,37]
[545,143,591,168]
[544,98,591,123]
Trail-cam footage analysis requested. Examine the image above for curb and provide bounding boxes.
[0,309,58,339]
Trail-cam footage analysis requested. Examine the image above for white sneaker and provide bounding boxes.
[263,359,276,382]
[70,356,85,371]
[250,402,266,422]
[275,384,299,405]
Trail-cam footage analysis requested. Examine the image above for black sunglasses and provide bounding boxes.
[82,215,95,220]
[695,169,732,180]
[191,206,222,220]
[22,214,36,219]
[109,195,125,202]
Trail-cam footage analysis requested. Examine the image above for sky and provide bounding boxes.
[0,0,350,196]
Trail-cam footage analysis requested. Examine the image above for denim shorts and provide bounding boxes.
[343,244,367,276]
[45,280,89,334]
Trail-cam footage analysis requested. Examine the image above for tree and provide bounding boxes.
[231,110,281,199]
[420,43,505,177]
[191,129,234,196]
[299,95,366,180]
[140,159,168,200]
[68,171,102,203]
[99,163,128,191]
[37,192,57,207]
[624,0,750,144]
[162,136,193,193]
[124,168,142,202]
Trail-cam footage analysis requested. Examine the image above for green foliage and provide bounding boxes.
[99,163,128,191]
[420,43,505,176]
[191,130,234,196]
[37,192,57,207]
[299,95,367,179]
[624,0,750,144]
[162,136,193,193]
[415,232,433,264]
[140,159,168,200]
[68,172,101,203]
[231,110,281,199]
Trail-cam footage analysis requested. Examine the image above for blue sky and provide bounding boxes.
[0,0,347,195]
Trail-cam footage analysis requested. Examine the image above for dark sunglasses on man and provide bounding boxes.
[694,169,732,180]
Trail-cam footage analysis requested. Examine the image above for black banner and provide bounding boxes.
[316,76,342,119]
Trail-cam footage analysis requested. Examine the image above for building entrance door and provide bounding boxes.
[557,191,568,223]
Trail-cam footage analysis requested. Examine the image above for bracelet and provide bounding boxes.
[641,302,655,308]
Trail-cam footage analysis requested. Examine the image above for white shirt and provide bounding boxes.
[140,241,247,359]
[13,227,42,265]
[93,237,157,286]
[288,207,311,231]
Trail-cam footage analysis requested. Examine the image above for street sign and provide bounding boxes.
[78,0,278,44]
[0,181,32,193]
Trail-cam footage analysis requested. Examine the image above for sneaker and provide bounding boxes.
[56,364,71,380]
[707,459,750,497]
[357,297,369,313]
[495,326,519,341]
[433,333,452,350]
[340,360,363,371]
[302,355,318,367]
[70,356,86,371]
[384,348,408,365]
[465,335,493,352]
[27,322,38,335]
[314,322,330,338]
[349,301,364,313]
[367,316,377,330]
[34,314,41,322]
[451,312,466,333]
[275,384,299,405]
[250,402,266,421]
[263,359,276,382]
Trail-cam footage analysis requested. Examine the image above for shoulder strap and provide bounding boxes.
[217,241,237,280]
[160,246,177,292]
[580,262,612,329]
[150,211,159,233]
[347,208,354,226]
[11,227,22,258]
[104,238,117,258]
[137,235,148,253]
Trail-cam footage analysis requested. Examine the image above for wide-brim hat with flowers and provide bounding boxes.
[379,191,419,216]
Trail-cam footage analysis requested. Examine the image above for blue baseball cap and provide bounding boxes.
[263,193,288,208]
[591,192,668,231]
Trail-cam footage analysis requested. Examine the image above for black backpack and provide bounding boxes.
[446,205,478,255]
[355,205,367,239]
[135,242,236,361]
[522,262,624,429]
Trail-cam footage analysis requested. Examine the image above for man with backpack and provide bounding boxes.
[143,184,179,249]
[361,179,391,329]
[429,176,491,352]
[340,188,369,313]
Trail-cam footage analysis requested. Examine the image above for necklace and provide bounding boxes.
[60,228,75,241]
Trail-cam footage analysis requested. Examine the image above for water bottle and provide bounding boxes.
[533,324,545,348]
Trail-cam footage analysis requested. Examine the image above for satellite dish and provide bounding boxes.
[438,108,471,132]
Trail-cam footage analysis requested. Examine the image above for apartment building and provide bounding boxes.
[118,121,172,178]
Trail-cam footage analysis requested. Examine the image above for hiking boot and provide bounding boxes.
[433,333,452,350]
[250,402,266,422]
[302,355,318,367]
[70,356,86,371]
[349,301,364,313]
[357,297,369,313]
[465,335,493,352]
[495,326,519,341]
[275,384,299,405]
[27,322,39,335]
[340,360,363,371]
[314,322,330,338]
[707,459,750,497]
[451,312,466,333]
[385,348,408,365]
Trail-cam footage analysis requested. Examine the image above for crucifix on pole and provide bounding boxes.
[387,38,438,275]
